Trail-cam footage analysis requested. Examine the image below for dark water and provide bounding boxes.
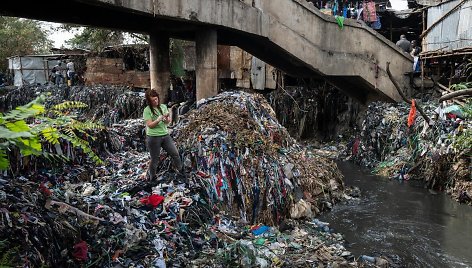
[319,161,472,267]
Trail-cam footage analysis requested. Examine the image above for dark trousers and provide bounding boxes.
[146,135,182,178]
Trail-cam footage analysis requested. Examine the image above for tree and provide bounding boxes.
[65,28,125,51]
[61,24,150,51]
[0,16,52,71]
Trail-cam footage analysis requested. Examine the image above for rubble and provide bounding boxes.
[0,88,354,267]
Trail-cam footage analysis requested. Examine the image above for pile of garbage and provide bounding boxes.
[1,90,355,267]
[170,91,345,224]
[348,100,471,204]
[68,85,145,126]
[0,84,145,126]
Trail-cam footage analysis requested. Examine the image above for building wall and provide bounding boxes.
[84,57,150,88]
[84,47,277,90]
[424,0,472,53]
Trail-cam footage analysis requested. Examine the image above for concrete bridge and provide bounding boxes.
[1,0,413,103]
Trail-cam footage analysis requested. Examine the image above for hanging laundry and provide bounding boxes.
[335,15,345,29]
[371,16,382,29]
[363,1,377,22]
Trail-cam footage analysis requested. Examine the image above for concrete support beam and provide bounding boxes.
[196,29,218,101]
[149,33,170,102]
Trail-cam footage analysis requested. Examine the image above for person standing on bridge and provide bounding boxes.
[396,35,411,53]
[143,89,183,180]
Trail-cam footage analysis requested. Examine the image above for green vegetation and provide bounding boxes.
[65,28,125,51]
[450,81,472,91]
[0,94,103,170]
[0,239,17,267]
[452,101,472,157]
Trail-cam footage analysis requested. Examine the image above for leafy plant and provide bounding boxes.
[0,94,104,170]
[450,81,472,91]
[216,240,258,266]
[452,101,472,155]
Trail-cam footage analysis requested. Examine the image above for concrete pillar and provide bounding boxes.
[149,33,170,102]
[196,29,218,101]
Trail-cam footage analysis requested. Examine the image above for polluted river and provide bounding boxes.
[0,84,470,267]
[320,161,472,267]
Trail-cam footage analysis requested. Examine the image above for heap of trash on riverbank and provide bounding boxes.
[347,100,471,204]
[0,86,362,267]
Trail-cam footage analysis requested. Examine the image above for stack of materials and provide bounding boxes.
[170,91,344,224]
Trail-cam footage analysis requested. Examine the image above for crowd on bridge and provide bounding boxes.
[306,0,381,29]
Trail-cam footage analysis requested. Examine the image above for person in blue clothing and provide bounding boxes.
[410,40,422,72]
[143,89,183,180]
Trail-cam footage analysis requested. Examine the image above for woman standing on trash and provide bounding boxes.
[143,89,183,180]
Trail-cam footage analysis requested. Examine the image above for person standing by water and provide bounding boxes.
[143,89,183,180]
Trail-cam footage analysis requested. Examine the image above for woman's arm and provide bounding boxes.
[145,116,164,128]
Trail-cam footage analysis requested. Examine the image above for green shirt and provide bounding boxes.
[143,104,169,136]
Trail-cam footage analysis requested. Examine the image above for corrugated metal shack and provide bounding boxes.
[418,0,471,93]
[8,55,62,87]
[422,0,472,58]
[8,49,89,87]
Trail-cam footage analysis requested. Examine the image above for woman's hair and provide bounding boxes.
[145,89,163,116]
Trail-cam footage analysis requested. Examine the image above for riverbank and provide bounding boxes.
[346,101,471,205]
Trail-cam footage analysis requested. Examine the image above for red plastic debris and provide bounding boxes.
[140,194,165,208]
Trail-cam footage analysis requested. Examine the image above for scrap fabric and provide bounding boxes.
[0,87,350,267]
[171,91,344,224]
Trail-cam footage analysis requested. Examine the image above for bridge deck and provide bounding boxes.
[1,0,413,102]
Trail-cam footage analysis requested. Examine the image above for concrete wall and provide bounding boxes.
[98,0,412,101]
[260,0,413,101]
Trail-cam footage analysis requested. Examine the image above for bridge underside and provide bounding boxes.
[1,0,412,103]
[2,0,313,74]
